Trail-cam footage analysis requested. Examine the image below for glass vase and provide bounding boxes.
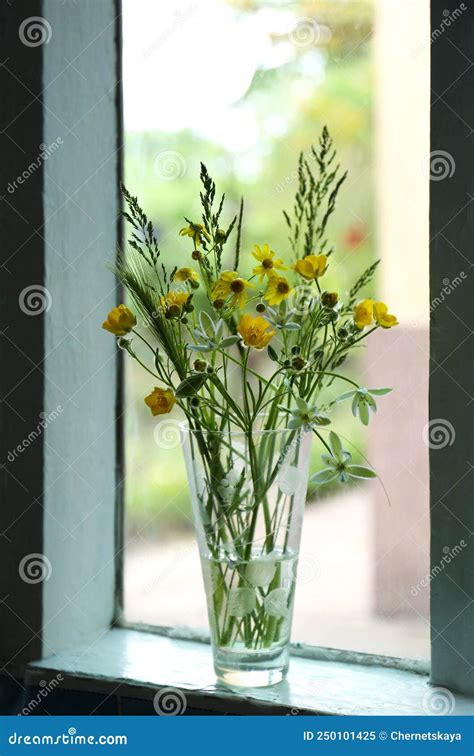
[181,422,311,688]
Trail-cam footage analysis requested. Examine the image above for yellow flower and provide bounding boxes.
[179,222,211,248]
[373,301,398,329]
[354,299,399,329]
[212,271,255,309]
[237,314,275,349]
[293,254,328,280]
[353,299,374,329]
[264,275,293,306]
[102,304,136,336]
[173,267,199,287]
[160,290,190,317]
[252,243,287,281]
[144,387,176,416]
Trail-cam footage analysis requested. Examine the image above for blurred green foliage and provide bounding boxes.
[124,0,375,532]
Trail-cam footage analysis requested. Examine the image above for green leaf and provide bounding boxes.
[199,311,215,336]
[368,388,392,395]
[267,344,279,362]
[351,394,359,418]
[310,468,339,485]
[288,417,303,430]
[336,390,356,402]
[227,587,256,617]
[246,559,276,588]
[186,343,213,353]
[347,465,377,479]
[358,402,370,426]
[219,335,240,348]
[282,322,301,331]
[214,318,224,340]
[329,431,343,460]
[175,373,207,398]
[264,588,288,618]
[366,393,377,411]
[314,414,331,426]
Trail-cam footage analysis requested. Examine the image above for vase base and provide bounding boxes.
[213,644,289,688]
[216,666,285,688]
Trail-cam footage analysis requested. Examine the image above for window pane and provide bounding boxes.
[122,0,430,660]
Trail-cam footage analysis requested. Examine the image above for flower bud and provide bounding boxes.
[321,291,339,308]
[213,299,225,310]
[256,302,266,313]
[167,304,181,319]
[291,356,306,371]
[313,348,324,362]
[191,250,202,261]
[193,359,207,372]
[291,345,301,356]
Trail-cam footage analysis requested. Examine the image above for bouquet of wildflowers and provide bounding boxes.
[103,128,397,676]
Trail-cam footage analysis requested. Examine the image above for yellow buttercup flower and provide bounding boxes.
[373,301,398,329]
[179,222,211,248]
[264,275,293,306]
[102,304,136,336]
[293,254,328,280]
[144,387,176,416]
[173,267,199,284]
[160,290,190,317]
[354,299,399,329]
[212,271,255,309]
[353,299,374,329]
[237,314,275,349]
[252,243,287,281]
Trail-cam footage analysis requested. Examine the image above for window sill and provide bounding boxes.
[26,628,472,716]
